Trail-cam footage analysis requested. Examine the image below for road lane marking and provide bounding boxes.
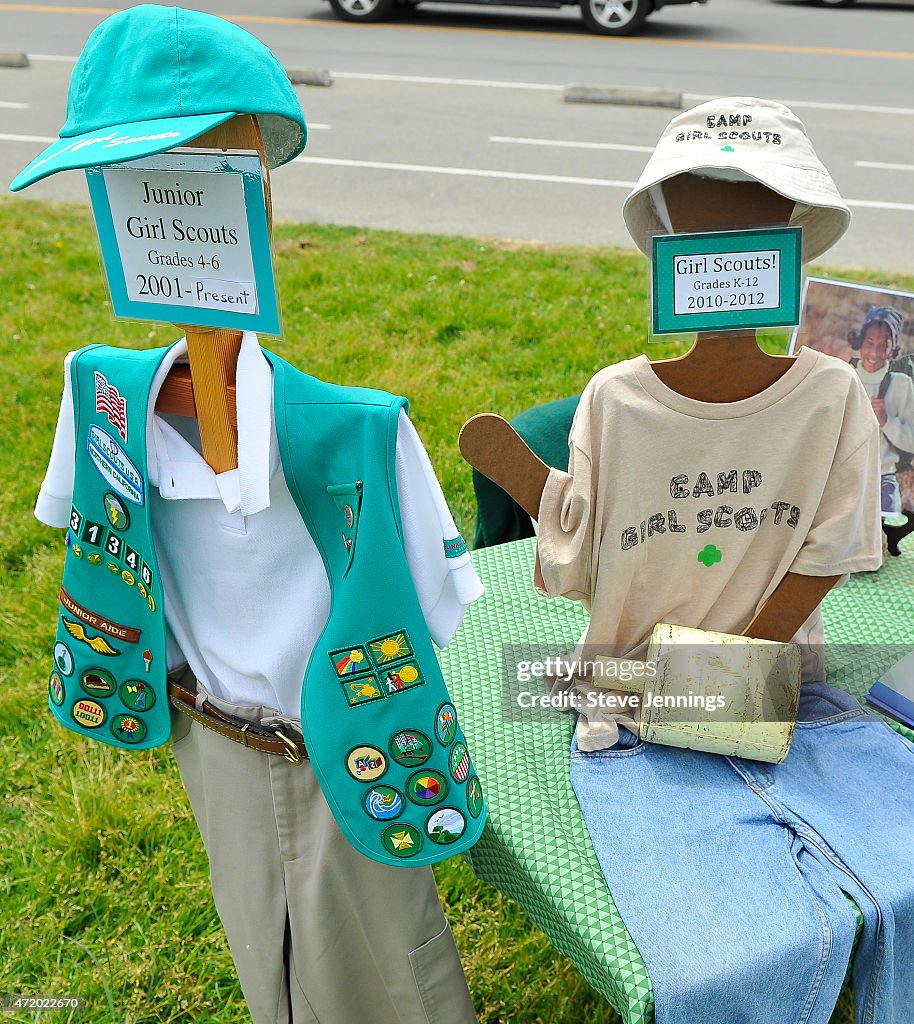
[687,94,914,118]
[7,5,914,59]
[333,72,561,91]
[490,135,653,152]
[0,132,56,142]
[294,154,636,187]
[294,155,914,212]
[856,160,914,171]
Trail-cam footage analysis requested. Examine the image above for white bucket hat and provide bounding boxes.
[622,97,850,263]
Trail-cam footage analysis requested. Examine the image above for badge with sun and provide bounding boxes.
[368,631,412,664]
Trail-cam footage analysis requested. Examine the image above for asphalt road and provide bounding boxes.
[3,0,914,271]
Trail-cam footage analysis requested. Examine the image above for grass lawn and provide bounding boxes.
[2,198,907,1024]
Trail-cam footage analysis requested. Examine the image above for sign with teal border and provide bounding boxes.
[652,227,802,336]
[86,149,279,335]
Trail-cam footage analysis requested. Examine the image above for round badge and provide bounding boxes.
[466,776,484,818]
[346,745,387,782]
[406,770,449,806]
[343,504,354,529]
[107,561,120,574]
[448,741,471,783]
[435,702,458,746]
[53,641,74,677]
[425,807,466,846]
[137,581,147,599]
[80,668,116,698]
[104,492,130,531]
[48,671,65,707]
[87,552,102,565]
[119,679,155,712]
[148,594,156,612]
[381,823,422,859]
[388,729,433,768]
[72,699,106,728]
[121,570,135,586]
[111,714,147,744]
[363,785,404,821]
[72,544,83,559]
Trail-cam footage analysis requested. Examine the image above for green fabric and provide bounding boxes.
[53,344,171,749]
[442,538,914,1023]
[269,352,486,867]
[473,395,579,550]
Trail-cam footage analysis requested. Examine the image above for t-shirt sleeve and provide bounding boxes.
[396,410,484,648]
[790,379,883,577]
[534,439,595,603]
[35,353,77,529]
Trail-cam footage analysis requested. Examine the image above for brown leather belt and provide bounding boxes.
[167,677,308,764]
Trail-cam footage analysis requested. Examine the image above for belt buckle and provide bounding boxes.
[273,728,305,765]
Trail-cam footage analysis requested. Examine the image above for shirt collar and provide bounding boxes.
[146,332,276,516]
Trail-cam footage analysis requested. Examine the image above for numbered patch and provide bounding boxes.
[79,668,117,697]
[69,506,83,534]
[123,545,140,572]
[81,519,105,547]
[105,532,123,557]
[425,807,466,845]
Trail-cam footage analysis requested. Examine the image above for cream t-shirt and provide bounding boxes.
[536,346,883,750]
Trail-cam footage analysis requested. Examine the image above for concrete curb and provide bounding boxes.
[0,52,30,68]
[286,67,333,88]
[564,84,682,109]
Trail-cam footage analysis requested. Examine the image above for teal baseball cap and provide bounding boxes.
[9,5,307,192]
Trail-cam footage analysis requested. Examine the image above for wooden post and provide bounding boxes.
[155,114,272,474]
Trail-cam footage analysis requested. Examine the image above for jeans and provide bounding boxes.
[570,682,914,1024]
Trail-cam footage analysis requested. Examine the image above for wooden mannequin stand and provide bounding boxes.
[153,114,272,474]
[460,176,841,644]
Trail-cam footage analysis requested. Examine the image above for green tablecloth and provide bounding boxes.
[441,538,914,1024]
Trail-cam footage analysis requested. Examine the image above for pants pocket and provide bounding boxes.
[169,702,193,747]
[408,920,477,1024]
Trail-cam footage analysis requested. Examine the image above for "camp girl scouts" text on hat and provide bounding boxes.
[9,5,307,192]
[623,97,850,263]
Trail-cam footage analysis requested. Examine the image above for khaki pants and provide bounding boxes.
[169,670,478,1024]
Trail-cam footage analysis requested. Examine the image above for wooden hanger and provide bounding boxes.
[153,114,273,474]
[460,174,839,642]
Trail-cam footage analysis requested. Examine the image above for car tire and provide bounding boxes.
[579,0,650,35]
[328,0,398,22]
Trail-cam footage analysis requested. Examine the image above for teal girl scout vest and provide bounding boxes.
[49,343,486,867]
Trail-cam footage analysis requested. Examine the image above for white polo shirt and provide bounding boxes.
[36,334,483,718]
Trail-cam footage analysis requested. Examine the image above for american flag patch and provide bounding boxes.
[94,372,128,441]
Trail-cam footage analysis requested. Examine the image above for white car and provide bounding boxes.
[326,0,709,36]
